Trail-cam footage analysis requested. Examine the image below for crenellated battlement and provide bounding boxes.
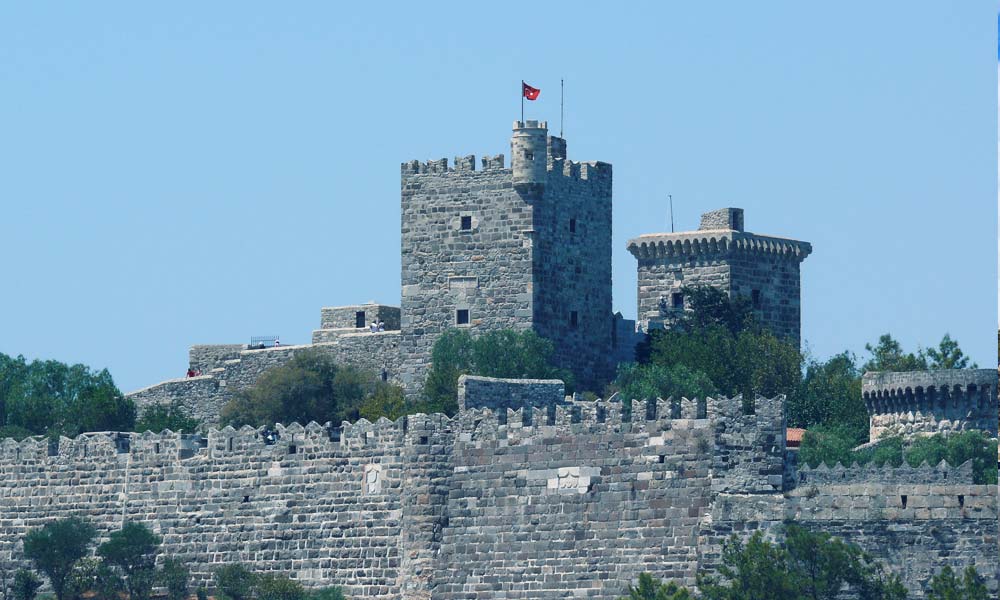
[627,230,812,261]
[794,459,975,486]
[400,154,507,175]
[862,369,998,440]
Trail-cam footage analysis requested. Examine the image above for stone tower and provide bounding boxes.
[862,369,998,441]
[399,120,613,395]
[627,208,812,346]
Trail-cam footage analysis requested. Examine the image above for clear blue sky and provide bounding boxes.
[1,3,996,392]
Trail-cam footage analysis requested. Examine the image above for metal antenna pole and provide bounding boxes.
[560,78,564,138]
[669,194,674,233]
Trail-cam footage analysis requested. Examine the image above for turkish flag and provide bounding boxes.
[522,81,540,101]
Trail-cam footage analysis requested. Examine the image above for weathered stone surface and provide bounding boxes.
[627,212,811,346]
[400,121,613,396]
[863,369,999,439]
[457,375,564,412]
[4,384,996,599]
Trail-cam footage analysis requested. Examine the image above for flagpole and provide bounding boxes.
[560,78,564,138]
[521,80,524,123]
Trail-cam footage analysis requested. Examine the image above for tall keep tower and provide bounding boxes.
[627,208,812,346]
[399,121,613,395]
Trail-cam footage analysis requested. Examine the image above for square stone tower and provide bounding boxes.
[627,208,812,346]
[399,121,613,394]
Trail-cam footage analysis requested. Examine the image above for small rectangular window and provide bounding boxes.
[525,151,534,161]
[570,311,579,328]
[460,215,472,230]
[569,218,577,233]
[751,289,762,309]
[671,292,684,310]
[355,311,366,328]
[456,309,470,325]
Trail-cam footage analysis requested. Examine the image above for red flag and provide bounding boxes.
[522,81,540,101]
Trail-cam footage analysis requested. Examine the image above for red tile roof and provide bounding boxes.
[787,428,806,447]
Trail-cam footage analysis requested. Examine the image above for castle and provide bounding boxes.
[1,121,996,599]
[126,120,811,419]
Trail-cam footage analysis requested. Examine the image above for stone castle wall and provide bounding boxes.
[7,380,995,599]
[189,344,245,374]
[863,369,999,440]
[129,334,401,425]
[787,461,998,592]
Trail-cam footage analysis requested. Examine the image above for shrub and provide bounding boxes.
[308,588,345,600]
[66,558,122,600]
[612,363,716,407]
[256,574,306,600]
[214,564,257,600]
[925,565,989,600]
[906,431,998,485]
[423,329,574,415]
[12,570,41,600]
[221,351,405,427]
[158,558,189,600]
[619,573,690,600]
[135,402,200,433]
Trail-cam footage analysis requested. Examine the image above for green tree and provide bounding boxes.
[422,329,573,416]
[676,286,754,336]
[359,383,406,422]
[0,353,135,439]
[697,531,797,600]
[924,334,976,370]
[925,566,989,600]
[97,522,161,600]
[619,573,691,600]
[214,564,257,600]
[22,517,96,600]
[788,352,866,444]
[256,574,306,600]
[612,363,717,404]
[697,526,907,600]
[799,424,863,468]
[11,570,41,600]
[647,325,801,403]
[905,431,997,485]
[862,335,928,373]
[308,588,346,600]
[158,558,190,600]
[221,350,404,427]
[135,401,200,433]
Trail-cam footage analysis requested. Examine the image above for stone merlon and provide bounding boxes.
[627,229,812,261]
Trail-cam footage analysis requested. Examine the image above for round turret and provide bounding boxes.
[511,120,548,192]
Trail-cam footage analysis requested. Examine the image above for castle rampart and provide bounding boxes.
[2,382,996,598]
[863,369,998,440]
